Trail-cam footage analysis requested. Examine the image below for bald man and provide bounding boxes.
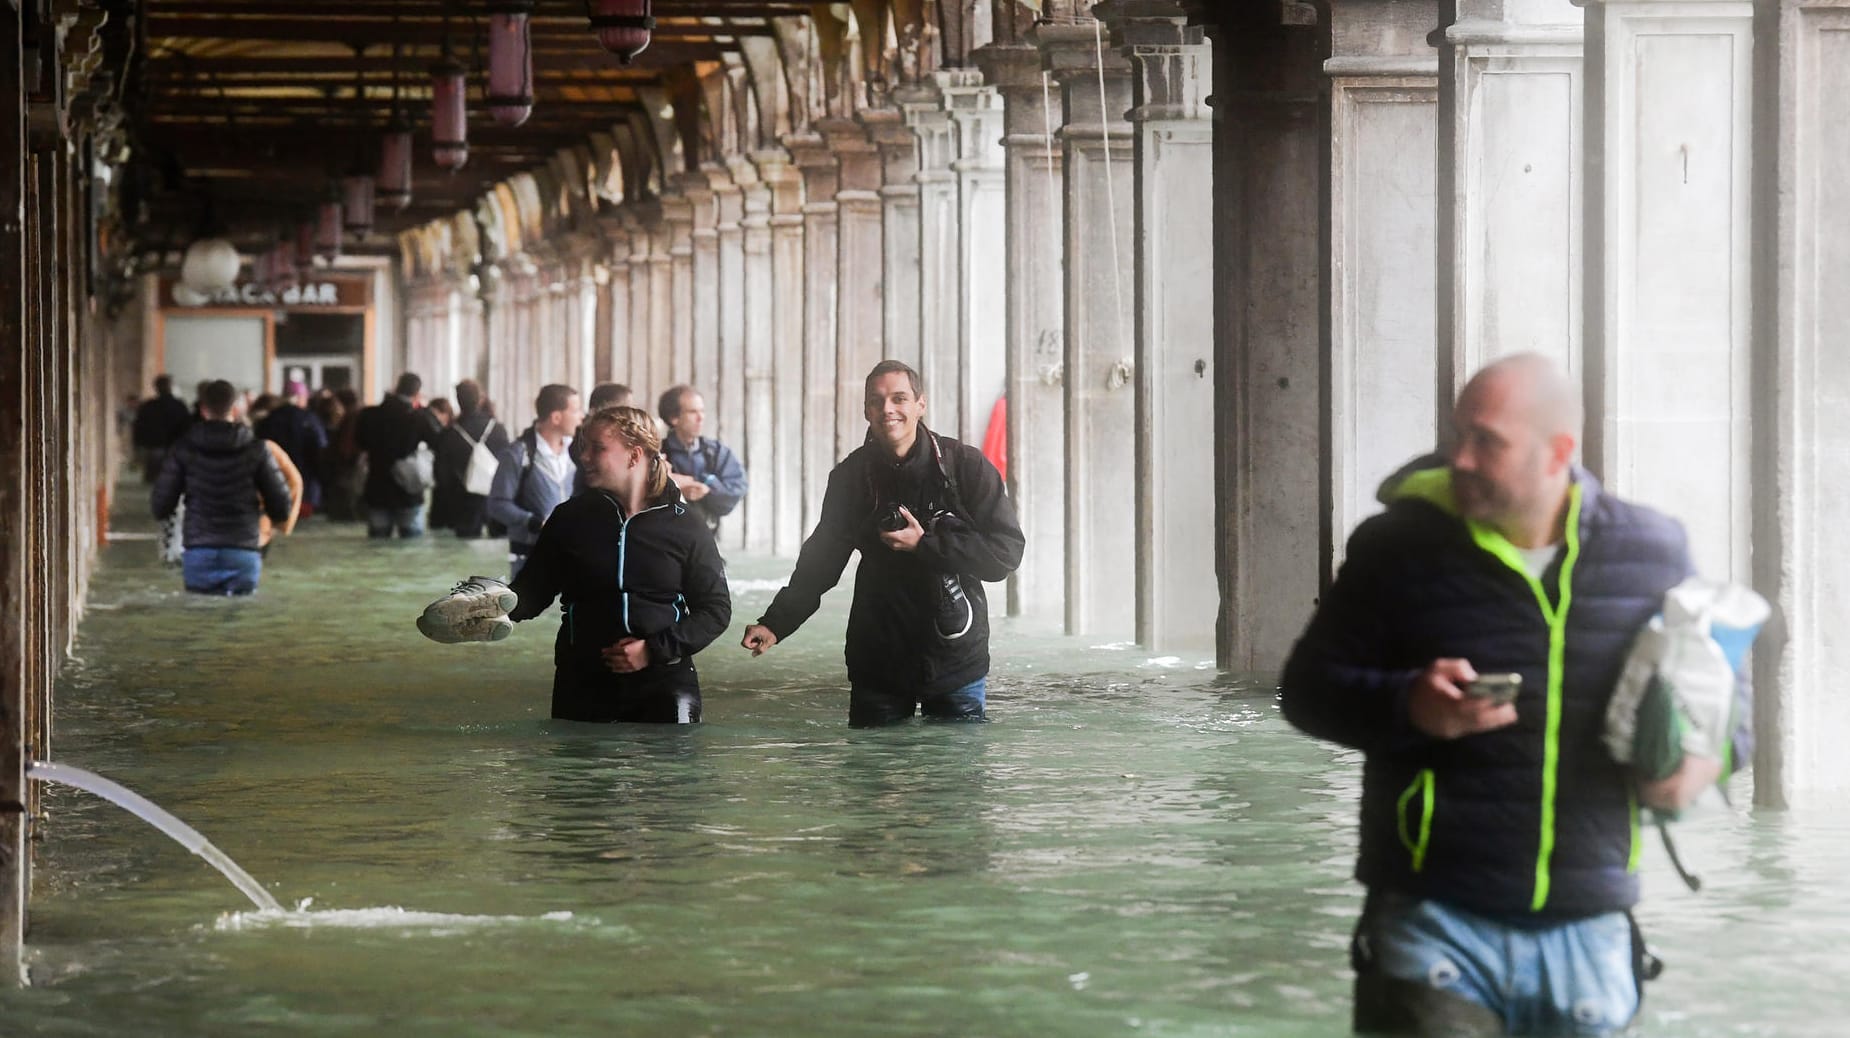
[1280,355,1739,1035]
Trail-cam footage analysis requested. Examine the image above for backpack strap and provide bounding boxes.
[702,438,721,480]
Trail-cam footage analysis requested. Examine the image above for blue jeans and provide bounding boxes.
[181,547,263,596]
[367,505,425,539]
[1355,892,1640,1036]
[848,677,986,727]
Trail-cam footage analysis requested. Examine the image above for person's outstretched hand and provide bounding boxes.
[1408,658,1517,740]
[741,624,778,656]
[603,636,651,674]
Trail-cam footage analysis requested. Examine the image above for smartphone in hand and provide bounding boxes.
[1464,672,1522,705]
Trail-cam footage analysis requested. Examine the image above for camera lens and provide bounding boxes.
[877,505,906,532]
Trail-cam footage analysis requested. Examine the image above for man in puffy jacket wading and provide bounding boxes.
[151,379,294,595]
[740,360,1024,726]
[1280,354,1739,1037]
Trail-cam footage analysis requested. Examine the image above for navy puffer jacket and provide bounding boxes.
[1281,465,1690,920]
[150,422,294,551]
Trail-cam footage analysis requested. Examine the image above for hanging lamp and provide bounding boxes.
[316,181,344,263]
[430,8,469,171]
[377,36,414,211]
[587,0,654,65]
[486,1,534,127]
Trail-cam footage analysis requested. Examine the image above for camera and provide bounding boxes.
[876,504,908,532]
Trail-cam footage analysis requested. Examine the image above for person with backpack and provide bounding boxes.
[354,372,442,538]
[433,380,510,538]
[150,380,294,595]
[487,383,582,577]
[658,385,748,538]
[739,360,1024,726]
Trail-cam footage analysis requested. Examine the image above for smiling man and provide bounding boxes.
[741,360,1025,726]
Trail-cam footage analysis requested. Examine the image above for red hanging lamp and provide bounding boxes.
[295,219,316,268]
[341,46,376,239]
[377,38,414,211]
[587,0,654,65]
[316,182,344,263]
[430,10,469,173]
[485,1,534,127]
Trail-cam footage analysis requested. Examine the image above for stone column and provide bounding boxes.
[601,222,633,382]
[975,42,1067,622]
[943,69,1010,447]
[1764,0,1850,802]
[739,163,778,554]
[757,150,809,555]
[1326,0,1441,552]
[1437,0,1583,400]
[827,117,887,460]
[900,84,961,430]
[647,216,675,402]
[664,183,701,388]
[1098,0,1217,653]
[575,264,600,396]
[867,108,923,374]
[1578,0,1755,586]
[1194,8,1325,671]
[788,135,841,526]
[690,175,723,404]
[713,164,749,554]
[2,3,26,981]
[1037,20,1137,639]
[624,212,656,391]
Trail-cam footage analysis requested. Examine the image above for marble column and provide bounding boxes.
[1036,19,1137,639]
[1326,0,1441,552]
[1764,0,1850,802]
[1578,0,1755,586]
[713,164,749,554]
[1196,9,1325,671]
[943,69,1009,447]
[788,134,841,527]
[601,222,633,382]
[1437,0,1584,400]
[868,108,923,375]
[575,263,600,396]
[828,116,888,460]
[900,84,961,430]
[624,211,657,391]
[1098,0,1217,653]
[664,183,701,388]
[646,215,674,400]
[690,175,723,406]
[739,163,778,554]
[974,42,1068,622]
[756,150,809,555]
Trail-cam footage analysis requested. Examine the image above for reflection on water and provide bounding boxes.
[4,504,1847,1035]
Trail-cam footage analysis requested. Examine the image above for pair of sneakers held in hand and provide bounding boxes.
[417,576,518,643]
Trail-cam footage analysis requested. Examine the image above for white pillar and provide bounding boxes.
[868,110,923,375]
[624,214,654,392]
[1438,0,1584,400]
[740,165,778,555]
[757,150,809,555]
[829,117,887,461]
[944,69,1010,446]
[690,177,723,405]
[601,223,632,383]
[575,265,598,397]
[901,86,961,431]
[1038,20,1137,639]
[1579,0,1755,586]
[1326,0,1440,549]
[664,185,699,389]
[646,214,674,400]
[1766,0,1850,802]
[1099,0,1217,653]
[788,135,841,527]
[714,165,749,555]
[975,42,1068,622]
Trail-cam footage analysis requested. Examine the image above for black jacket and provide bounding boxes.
[508,484,732,674]
[150,421,293,551]
[432,410,510,530]
[354,395,440,509]
[132,393,193,449]
[759,428,1024,696]
[1280,465,1695,920]
[254,403,329,508]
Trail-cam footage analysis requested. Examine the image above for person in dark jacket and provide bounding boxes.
[150,379,293,595]
[254,380,329,517]
[354,372,441,538]
[1279,354,1735,1037]
[433,379,510,538]
[488,383,582,576]
[508,405,731,724]
[658,385,748,537]
[741,360,1024,726]
[131,374,194,483]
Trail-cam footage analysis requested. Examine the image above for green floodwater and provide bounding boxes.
[4,498,1848,1037]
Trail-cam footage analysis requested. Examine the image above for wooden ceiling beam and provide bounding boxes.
[145,18,774,43]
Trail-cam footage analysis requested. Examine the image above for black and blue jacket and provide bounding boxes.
[662,434,748,535]
[1281,464,1695,921]
[507,483,731,675]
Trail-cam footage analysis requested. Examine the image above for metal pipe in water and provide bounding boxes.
[26,761,282,913]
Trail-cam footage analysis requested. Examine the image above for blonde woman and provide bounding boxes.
[506,406,731,723]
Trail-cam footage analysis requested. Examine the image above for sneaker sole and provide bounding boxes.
[417,613,513,644]
[423,589,519,625]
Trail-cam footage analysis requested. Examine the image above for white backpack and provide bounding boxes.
[456,419,500,497]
